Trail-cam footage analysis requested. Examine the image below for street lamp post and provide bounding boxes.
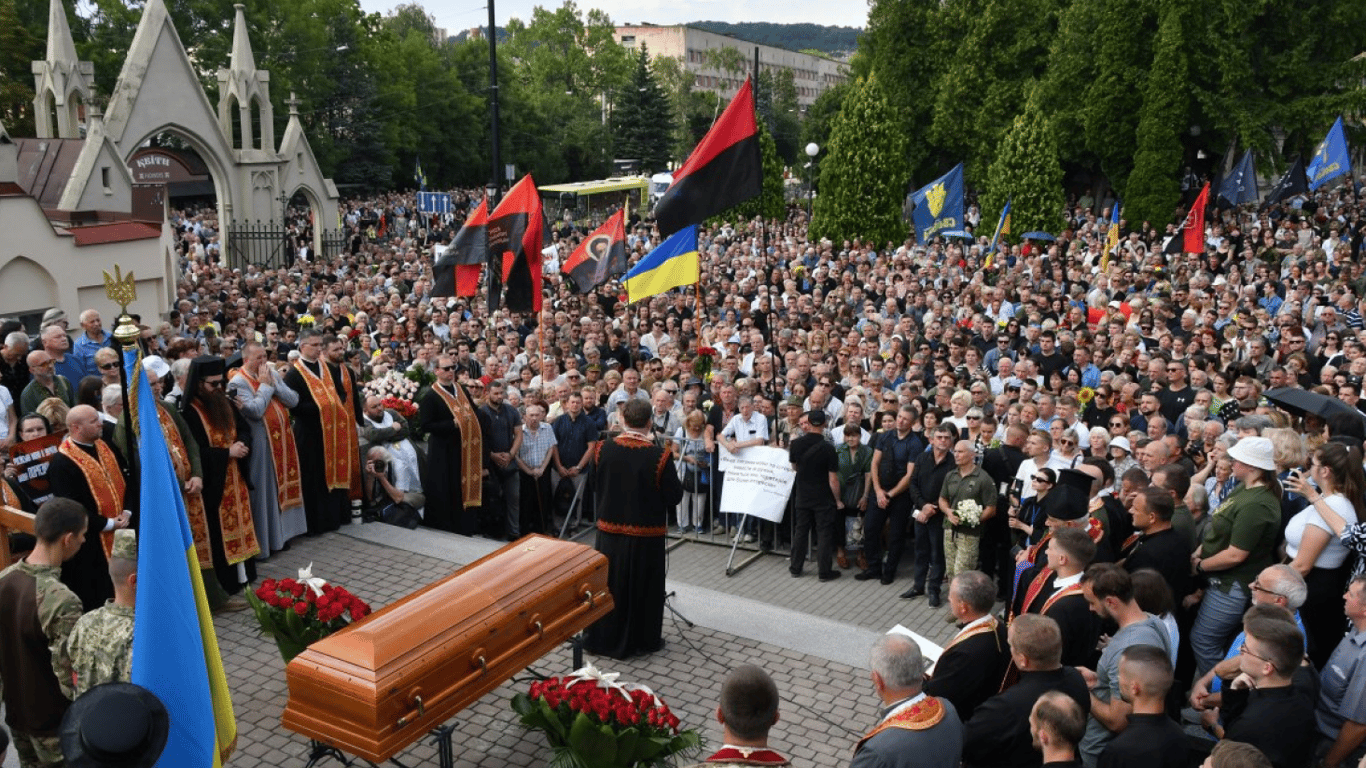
[805,142,819,219]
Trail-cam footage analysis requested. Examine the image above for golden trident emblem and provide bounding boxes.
[102,265,137,309]
[927,182,947,218]
[103,264,142,431]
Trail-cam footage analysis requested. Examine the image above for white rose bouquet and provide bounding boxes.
[955,499,984,528]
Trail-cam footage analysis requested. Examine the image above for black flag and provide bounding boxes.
[1264,156,1308,208]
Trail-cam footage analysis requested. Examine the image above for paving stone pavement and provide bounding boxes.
[92,524,966,768]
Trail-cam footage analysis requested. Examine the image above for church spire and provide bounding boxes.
[32,0,94,138]
[229,3,257,75]
[46,0,79,65]
[216,3,274,152]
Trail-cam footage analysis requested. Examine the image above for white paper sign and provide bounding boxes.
[887,624,945,675]
[718,446,795,523]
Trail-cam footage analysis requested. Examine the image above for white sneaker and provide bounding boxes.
[743,533,756,543]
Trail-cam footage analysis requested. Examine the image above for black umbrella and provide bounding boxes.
[1263,387,1366,425]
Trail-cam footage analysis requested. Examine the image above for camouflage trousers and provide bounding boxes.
[13,729,64,768]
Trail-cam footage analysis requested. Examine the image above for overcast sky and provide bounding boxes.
[357,0,866,37]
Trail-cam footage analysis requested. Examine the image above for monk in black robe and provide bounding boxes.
[418,356,489,535]
[182,356,260,597]
[585,399,682,659]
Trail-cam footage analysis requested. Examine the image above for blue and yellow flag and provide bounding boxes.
[128,348,237,767]
[985,197,1011,268]
[1308,116,1350,191]
[414,156,427,191]
[1102,198,1121,271]
[625,224,699,304]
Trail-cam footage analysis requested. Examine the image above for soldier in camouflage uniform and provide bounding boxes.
[66,528,136,697]
[0,498,87,768]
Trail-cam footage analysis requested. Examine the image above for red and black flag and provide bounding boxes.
[562,210,627,294]
[653,78,760,237]
[487,175,548,313]
[433,199,487,298]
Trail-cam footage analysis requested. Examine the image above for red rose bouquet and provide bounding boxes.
[511,665,700,768]
[246,564,371,663]
[693,346,716,381]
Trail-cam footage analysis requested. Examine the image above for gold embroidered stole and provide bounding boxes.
[231,369,303,511]
[191,403,261,564]
[939,617,1000,656]
[336,364,363,500]
[157,404,212,568]
[293,360,355,491]
[433,384,483,508]
[855,697,946,753]
[58,437,125,557]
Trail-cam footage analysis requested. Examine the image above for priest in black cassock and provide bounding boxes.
[925,570,1010,720]
[418,356,490,535]
[585,398,682,659]
[182,355,260,598]
[284,330,360,533]
[48,404,132,610]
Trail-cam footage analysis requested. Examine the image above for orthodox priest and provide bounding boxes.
[113,357,234,608]
[418,355,487,534]
[229,342,306,554]
[285,330,359,533]
[182,356,260,598]
[585,398,682,659]
[48,404,132,610]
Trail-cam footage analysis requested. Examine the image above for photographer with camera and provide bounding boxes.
[364,446,424,529]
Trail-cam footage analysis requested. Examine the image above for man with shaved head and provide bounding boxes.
[682,665,791,767]
[46,404,132,610]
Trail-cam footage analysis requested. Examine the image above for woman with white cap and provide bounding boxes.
[1107,436,1138,486]
[1188,435,1285,677]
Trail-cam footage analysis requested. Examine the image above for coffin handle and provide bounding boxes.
[396,689,426,726]
[394,600,605,729]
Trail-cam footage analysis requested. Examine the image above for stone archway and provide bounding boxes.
[123,123,235,255]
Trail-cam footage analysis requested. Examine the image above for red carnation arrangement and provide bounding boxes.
[511,666,700,768]
[246,565,371,663]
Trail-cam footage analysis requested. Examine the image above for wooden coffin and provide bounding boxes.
[281,534,613,762]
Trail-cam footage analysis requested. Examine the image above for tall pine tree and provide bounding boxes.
[1124,0,1190,227]
[982,85,1066,241]
[612,45,672,172]
[810,74,910,245]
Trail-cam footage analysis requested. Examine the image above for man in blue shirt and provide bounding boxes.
[71,310,112,381]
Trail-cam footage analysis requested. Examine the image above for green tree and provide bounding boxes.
[651,54,714,164]
[861,0,947,181]
[1124,0,1190,227]
[756,68,799,165]
[797,80,849,184]
[810,75,910,245]
[981,85,1065,240]
[612,45,672,173]
[725,121,784,221]
[0,0,38,136]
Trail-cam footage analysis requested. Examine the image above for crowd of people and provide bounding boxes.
[3,173,1366,768]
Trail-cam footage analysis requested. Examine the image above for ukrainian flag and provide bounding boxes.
[625,224,699,304]
[1102,198,1121,271]
[128,348,237,767]
[985,197,1011,268]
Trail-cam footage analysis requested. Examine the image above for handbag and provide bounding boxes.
[682,464,708,493]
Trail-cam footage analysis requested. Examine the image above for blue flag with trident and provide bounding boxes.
[910,163,965,244]
[1308,117,1350,191]
[414,156,427,191]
